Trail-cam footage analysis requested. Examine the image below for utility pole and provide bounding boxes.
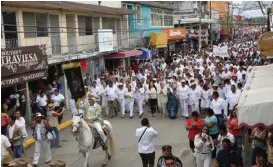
[210,1,212,48]
[198,1,202,52]
[227,2,230,39]
[231,2,234,40]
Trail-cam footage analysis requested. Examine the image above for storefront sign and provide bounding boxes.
[1,70,47,88]
[258,32,273,57]
[163,28,186,40]
[98,29,113,52]
[1,45,48,77]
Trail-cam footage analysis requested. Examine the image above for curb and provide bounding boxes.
[23,120,72,148]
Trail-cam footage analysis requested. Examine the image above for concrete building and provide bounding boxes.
[1,1,137,120]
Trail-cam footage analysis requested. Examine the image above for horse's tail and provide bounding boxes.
[104,120,116,156]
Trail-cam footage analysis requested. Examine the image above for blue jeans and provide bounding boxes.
[13,145,22,158]
[234,136,243,154]
[50,127,60,147]
[215,114,224,126]
[20,137,25,154]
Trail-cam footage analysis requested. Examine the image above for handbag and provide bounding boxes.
[46,128,56,141]
[138,128,148,143]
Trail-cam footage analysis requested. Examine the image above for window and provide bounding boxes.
[164,10,173,26]
[150,8,163,26]
[78,15,93,36]
[23,12,48,38]
[136,5,141,24]
[102,17,116,34]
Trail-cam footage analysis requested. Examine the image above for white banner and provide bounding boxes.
[213,45,229,58]
[98,29,113,52]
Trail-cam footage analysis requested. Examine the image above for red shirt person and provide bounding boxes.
[185,111,204,152]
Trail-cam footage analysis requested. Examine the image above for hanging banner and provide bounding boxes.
[213,45,229,58]
[98,29,113,52]
[258,32,273,57]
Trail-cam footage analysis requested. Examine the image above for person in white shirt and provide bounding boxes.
[69,97,80,115]
[135,82,145,118]
[125,85,135,119]
[194,125,214,167]
[220,68,232,80]
[1,134,13,164]
[90,82,101,103]
[116,83,126,118]
[9,92,20,107]
[176,80,189,118]
[189,82,200,114]
[210,91,227,126]
[106,82,119,118]
[93,74,101,87]
[15,111,28,155]
[157,82,168,118]
[215,124,235,155]
[36,91,48,116]
[51,90,65,124]
[51,90,65,108]
[236,67,246,82]
[200,84,212,111]
[226,85,240,116]
[146,82,158,117]
[136,118,158,167]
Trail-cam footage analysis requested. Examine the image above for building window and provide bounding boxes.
[23,12,48,38]
[102,17,116,34]
[136,5,141,24]
[78,15,93,36]
[164,10,173,26]
[150,8,163,26]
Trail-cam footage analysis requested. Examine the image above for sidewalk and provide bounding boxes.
[23,108,72,148]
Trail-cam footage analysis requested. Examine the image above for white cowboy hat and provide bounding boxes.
[212,83,219,87]
[8,158,32,167]
[181,79,186,83]
[48,160,67,167]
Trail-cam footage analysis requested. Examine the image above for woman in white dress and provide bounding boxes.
[135,82,145,118]
[116,83,126,118]
[125,85,135,119]
[200,84,211,115]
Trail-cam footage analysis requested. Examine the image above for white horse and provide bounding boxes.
[71,114,115,167]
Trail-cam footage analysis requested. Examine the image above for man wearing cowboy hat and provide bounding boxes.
[7,158,32,167]
[176,79,190,118]
[47,103,63,148]
[48,159,66,167]
[84,94,107,150]
[31,113,51,167]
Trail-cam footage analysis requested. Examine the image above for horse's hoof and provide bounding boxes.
[102,164,107,167]
[108,155,111,160]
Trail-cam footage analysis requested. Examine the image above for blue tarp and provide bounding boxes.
[138,48,151,60]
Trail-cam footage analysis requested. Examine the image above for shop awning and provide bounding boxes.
[105,50,143,59]
[150,32,168,48]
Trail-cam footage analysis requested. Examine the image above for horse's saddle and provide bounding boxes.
[88,124,109,137]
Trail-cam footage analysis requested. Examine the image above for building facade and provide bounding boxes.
[1,1,137,121]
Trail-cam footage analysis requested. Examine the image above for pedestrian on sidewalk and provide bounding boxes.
[51,90,65,124]
[7,116,23,158]
[47,103,63,148]
[14,111,28,156]
[136,118,158,167]
[36,91,48,117]
[31,112,51,167]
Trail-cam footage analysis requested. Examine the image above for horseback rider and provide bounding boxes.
[83,94,106,148]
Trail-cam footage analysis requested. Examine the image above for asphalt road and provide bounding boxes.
[25,111,197,167]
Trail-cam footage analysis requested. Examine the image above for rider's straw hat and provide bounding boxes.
[48,160,67,167]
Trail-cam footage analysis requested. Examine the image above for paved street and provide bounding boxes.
[25,111,197,167]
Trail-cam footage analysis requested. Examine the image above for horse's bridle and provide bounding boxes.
[72,116,91,148]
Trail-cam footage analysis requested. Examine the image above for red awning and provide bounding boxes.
[105,50,143,59]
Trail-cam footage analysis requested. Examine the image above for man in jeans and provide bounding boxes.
[47,103,63,148]
[136,118,158,167]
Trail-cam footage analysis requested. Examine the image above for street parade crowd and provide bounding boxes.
[1,30,273,167]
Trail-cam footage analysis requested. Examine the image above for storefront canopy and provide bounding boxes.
[105,50,143,59]
[237,64,273,129]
